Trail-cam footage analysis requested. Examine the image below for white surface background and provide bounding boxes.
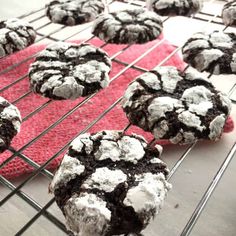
[0,0,49,20]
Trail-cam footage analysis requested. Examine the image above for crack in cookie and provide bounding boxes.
[49,130,170,236]
[122,66,231,144]
[29,42,112,100]
[92,8,163,44]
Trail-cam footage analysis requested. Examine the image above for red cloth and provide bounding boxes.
[0,38,234,179]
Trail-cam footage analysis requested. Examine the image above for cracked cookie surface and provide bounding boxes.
[222,0,236,26]
[0,97,21,153]
[92,8,163,44]
[182,31,236,74]
[147,0,202,16]
[0,18,36,58]
[49,130,171,236]
[46,0,105,26]
[29,42,111,100]
[122,66,231,144]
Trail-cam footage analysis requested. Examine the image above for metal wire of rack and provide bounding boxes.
[0,0,236,235]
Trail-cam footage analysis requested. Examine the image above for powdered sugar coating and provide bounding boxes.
[209,114,226,140]
[29,42,111,100]
[147,0,202,16]
[0,96,22,153]
[181,86,213,116]
[92,8,163,44]
[93,135,147,164]
[148,97,183,126]
[158,66,183,93]
[150,157,164,164]
[71,133,94,154]
[50,130,170,235]
[0,18,36,57]
[182,31,236,74]
[82,167,127,192]
[46,0,105,26]
[64,193,111,236]
[49,154,85,191]
[94,140,121,162]
[117,136,146,164]
[122,66,231,144]
[124,172,171,224]
[222,0,236,26]
[178,110,205,131]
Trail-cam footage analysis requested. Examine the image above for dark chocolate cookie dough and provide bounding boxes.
[29,42,111,100]
[147,0,202,16]
[222,0,236,26]
[182,31,236,74]
[92,8,163,44]
[0,18,36,58]
[0,97,21,153]
[46,0,105,26]
[49,130,171,236]
[122,66,231,144]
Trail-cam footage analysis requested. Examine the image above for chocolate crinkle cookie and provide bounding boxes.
[222,0,236,26]
[122,66,232,145]
[0,96,21,153]
[146,0,202,16]
[182,31,236,74]
[49,130,171,236]
[29,42,111,100]
[0,18,36,58]
[46,0,105,26]
[92,8,163,44]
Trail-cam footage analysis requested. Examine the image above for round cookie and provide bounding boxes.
[222,0,236,26]
[182,30,236,74]
[0,97,21,153]
[46,0,105,26]
[49,130,171,236]
[0,18,36,58]
[147,0,202,16]
[92,8,163,44]
[29,42,111,100]
[122,66,232,145]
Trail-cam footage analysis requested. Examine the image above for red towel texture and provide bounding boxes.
[0,37,234,179]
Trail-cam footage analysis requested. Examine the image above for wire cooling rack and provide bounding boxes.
[0,0,236,235]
